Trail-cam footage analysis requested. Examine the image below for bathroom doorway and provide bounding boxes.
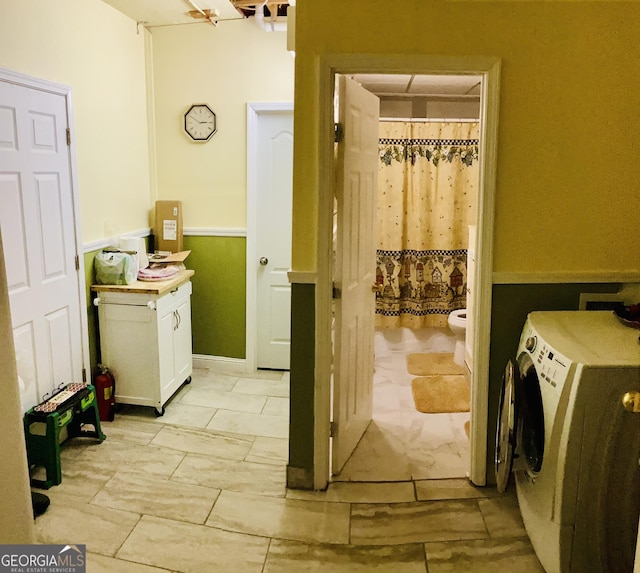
[331,73,480,483]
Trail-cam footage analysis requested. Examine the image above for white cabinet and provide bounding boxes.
[92,271,194,415]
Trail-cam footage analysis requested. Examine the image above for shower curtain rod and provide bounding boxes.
[379,117,479,123]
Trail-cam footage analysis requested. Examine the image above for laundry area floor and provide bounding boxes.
[32,367,543,572]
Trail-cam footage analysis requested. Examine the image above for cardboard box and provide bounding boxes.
[148,250,191,264]
[155,200,183,253]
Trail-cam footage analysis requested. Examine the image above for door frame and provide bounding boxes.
[0,66,89,380]
[246,102,294,373]
[314,54,501,490]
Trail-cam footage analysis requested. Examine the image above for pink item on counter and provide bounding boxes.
[137,265,180,281]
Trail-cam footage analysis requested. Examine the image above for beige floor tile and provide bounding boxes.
[232,377,290,397]
[117,515,269,573]
[425,537,545,572]
[74,440,185,477]
[262,396,289,417]
[206,490,350,544]
[206,409,289,439]
[149,425,253,460]
[179,384,267,413]
[87,552,175,572]
[59,440,86,461]
[35,496,140,557]
[100,416,163,445]
[415,478,499,501]
[186,369,240,391]
[171,453,287,497]
[92,472,220,524]
[287,481,416,504]
[38,457,117,502]
[350,499,488,545]
[265,540,427,572]
[245,436,289,465]
[245,369,289,381]
[477,494,528,538]
[406,415,468,480]
[333,420,412,482]
[153,403,217,428]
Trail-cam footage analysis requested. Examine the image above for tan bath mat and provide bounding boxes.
[407,352,467,376]
[411,375,470,414]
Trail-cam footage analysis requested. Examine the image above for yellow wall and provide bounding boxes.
[150,22,294,229]
[0,0,152,244]
[292,0,640,275]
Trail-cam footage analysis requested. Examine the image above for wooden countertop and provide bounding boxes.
[91,269,195,296]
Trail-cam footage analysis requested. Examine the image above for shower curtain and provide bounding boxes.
[375,121,479,329]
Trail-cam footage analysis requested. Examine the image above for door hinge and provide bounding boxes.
[334,123,344,143]
[75,254,80,271]
[330,421,337,438]
[66,128,71,146]
[82,368,87,382]
[332,283,341,299]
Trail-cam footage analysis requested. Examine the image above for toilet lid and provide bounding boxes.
[495,359,519,493]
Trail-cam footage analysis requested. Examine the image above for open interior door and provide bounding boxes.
[0,80,84,412]
[332,75,380,474]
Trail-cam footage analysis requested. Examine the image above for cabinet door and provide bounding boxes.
[174,296,192,384]
[158,306,177,400]
[100,303,160,406]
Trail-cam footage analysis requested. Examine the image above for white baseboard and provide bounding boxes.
[192,354,247,375]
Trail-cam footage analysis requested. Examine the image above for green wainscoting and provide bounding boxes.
[287,283,316,489]
[84,249,101,376]
[85,235,246,378]
[183,236,246,359]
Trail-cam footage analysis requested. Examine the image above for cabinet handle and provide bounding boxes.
[176,309,181,329]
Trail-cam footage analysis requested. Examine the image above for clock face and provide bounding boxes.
[184,104,217,141]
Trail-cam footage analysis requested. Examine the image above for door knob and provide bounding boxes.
[259,257,269,266]
[622,391,640,413]
[371,282,383,294]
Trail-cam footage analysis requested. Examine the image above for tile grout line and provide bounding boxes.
[260,536,273,573]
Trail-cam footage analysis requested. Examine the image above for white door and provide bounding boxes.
[0,79,84,412]
[256,110,294,370]
[332,76,380,474]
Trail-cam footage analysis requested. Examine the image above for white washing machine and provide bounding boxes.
[496,310,640,573]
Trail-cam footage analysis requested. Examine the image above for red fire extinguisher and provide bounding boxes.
[94,364,116,422]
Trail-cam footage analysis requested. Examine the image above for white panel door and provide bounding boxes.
[332,76,380,474]
[256,111,294,370]
[0,80,83,412]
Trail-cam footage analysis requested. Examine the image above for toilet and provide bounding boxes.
[448,309,467,367]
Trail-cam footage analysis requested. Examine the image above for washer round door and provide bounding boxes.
[495,359,519,493]
[518,364,545,474]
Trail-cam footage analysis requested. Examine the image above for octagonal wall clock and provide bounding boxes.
[184,104,217,142]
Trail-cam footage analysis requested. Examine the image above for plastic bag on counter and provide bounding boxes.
[94,251,138,285]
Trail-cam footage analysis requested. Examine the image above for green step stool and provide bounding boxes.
[24,383,106,489]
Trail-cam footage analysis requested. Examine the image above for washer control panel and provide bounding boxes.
[519,324,573,394]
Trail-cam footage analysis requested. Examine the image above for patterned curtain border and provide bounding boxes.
[375,249,468,318]
[379,137,479,167]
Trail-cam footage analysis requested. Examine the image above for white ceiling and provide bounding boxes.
[353,74,481,99]
[101,0,246,26]
[100,0,481,99]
